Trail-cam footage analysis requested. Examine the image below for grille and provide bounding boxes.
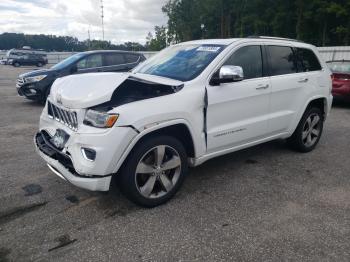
[47,101,78,131]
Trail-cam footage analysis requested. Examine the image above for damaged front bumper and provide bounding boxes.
[35,130,112,191]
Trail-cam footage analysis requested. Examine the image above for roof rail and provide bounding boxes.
[246,36,303,43]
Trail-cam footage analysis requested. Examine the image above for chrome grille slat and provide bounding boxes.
[63,110,72,128]
[47,101,78,131]
[49,102,55,119]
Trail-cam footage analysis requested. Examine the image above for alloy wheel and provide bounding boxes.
[135,145,181,199]
[302,113,321,147]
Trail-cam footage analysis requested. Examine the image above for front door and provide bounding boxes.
[206,45,271,153]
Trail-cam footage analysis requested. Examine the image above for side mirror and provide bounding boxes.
[219,65,244,83]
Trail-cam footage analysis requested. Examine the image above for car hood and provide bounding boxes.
[50,72,184,109]
[20,68,56,78]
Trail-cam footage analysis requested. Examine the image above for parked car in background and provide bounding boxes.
[34,37,332,207]
[6,47,48,67]
[16,50,146,103]
[327,60,350,101]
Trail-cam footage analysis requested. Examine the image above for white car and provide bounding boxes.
[35,37,332,207]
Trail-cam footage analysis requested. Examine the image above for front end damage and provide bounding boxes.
[34,73,186,191]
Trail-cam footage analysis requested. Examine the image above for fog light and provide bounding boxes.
[81,147,96,161]
[29,89,37,94]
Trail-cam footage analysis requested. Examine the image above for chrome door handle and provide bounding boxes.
[298,78,309,83]
[256,84,269,90]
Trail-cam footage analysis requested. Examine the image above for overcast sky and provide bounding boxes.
[0,0,168,44]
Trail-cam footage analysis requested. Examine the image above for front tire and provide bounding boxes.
[287,107,324,152]
[118,136,188,207]
[13,62,20,67]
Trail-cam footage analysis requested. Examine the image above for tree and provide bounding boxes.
[146,26,168,51]
[160,0,350,46]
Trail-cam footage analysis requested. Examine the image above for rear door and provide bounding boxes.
[124,53,141,70]
[102,53,127,72]
[266,45,308,134]
[296,47,325,96]
[206,44,271,153]
[76,54,103,73]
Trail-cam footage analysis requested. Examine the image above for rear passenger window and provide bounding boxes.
[104,54,125,66]
[297,48,322,72]
[77,54,103,69]
[267,46,297,76]
[224,45,263,79]
[124,54,139,63]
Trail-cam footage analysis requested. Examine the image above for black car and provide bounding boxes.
[16,50,146,103]
[9,53,48,67]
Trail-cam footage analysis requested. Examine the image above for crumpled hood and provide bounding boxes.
[50,72,183,109]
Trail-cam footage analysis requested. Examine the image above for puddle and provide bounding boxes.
[22,184,43,196]
[65,195,79,204]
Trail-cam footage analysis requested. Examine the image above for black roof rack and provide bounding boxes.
[246,36,304,43]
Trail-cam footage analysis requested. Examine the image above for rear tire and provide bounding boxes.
[37,62,43,67]
[118,136,188,207]
[287,107,324,152]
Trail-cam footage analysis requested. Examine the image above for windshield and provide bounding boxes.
[134,44,225,81]
[51,53,85,70]
[327,61,350,73]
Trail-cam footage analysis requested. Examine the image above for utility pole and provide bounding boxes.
[100,0,105,41]
[87,28,91,49]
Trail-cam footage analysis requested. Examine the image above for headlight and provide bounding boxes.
[25,75,47,83]
[83,109,119,128]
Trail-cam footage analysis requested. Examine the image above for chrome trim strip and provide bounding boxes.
[47,163,67,180]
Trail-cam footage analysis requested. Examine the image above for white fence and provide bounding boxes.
[317,46,350,61]
[1,47,349,65]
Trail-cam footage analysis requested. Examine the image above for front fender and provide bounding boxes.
[112,118,204,174]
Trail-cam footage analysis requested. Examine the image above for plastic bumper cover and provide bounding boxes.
[35,131,111,191]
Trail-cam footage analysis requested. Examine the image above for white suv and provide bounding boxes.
[35,37,332,207]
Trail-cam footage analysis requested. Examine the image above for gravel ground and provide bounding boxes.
[0,65,349,262]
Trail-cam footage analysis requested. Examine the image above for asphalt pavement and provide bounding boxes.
[0,65,349,262]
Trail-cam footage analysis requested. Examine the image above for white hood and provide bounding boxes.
[50,72,183,109]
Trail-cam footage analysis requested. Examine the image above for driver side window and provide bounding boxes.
[224,45,263,80]
[77,54,103,69]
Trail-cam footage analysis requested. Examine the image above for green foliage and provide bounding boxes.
[161,0,350,46]
[146,26,169,51]
[0,33,147,51]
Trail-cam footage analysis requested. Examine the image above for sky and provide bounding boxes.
[0,0,168,44]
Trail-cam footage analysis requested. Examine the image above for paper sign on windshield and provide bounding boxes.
[197,46,221,52]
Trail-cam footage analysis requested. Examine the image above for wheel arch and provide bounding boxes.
[290,95,329,135]
[304,96,328,119]
[113,119,197,174]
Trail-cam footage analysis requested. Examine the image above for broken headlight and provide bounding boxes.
[83,109,119,128]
